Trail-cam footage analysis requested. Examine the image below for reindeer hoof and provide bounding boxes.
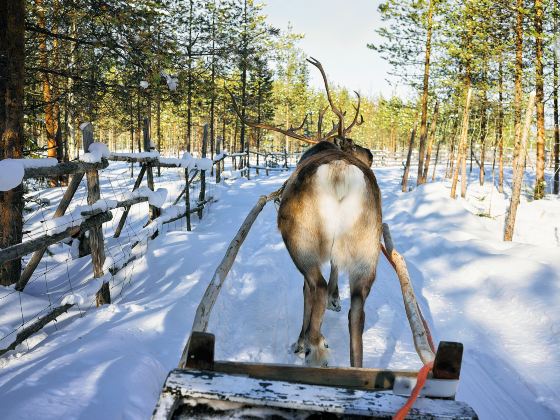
[327,296,341,312]
[304,337,330,367]
[291,340,305,356]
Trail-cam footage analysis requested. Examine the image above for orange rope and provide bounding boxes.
[393,361,434,420]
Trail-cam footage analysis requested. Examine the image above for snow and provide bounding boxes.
[40,199,118,236]
[128,186,168,209]
[140,80,149,89]
[157,153,202,170]
[158,156,194,169]
[110,151,160,159]
[0,164,559,419]
[160,71,178,91]
[80,142,110,163]
[0,159,25,191]
[79,122,91,131]
[43,212,82,235]
[61,294,85,306]
[19,158,58,168]
[0,158,59,191]
[148,188,168,208]
[194,157,213,171]
[88,142,111,159]
[79,152,100,163]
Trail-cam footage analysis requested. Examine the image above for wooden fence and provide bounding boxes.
[0,120,221,355]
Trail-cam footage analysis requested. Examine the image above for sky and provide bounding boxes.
[261,0,411,99]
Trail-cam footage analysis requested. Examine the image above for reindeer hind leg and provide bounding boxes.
[327,262,341,312]
[291,282,311,356]
[303,266,329,367]
[348,266,376,368]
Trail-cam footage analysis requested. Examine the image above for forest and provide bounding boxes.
[2,0,559,190]
[1,0,560,419]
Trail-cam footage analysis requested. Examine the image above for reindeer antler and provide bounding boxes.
[227,89,317,145]
[307,57,345,137]
[316,106,328,140]
[229,58,365,146]
[343,91,364,136]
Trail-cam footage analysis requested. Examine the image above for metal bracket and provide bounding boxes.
[182,331,215,370]
[433,341,463,380]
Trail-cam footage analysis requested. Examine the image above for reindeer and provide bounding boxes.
[230,58,382,368]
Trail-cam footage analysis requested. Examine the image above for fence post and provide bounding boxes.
[265,152,269,176]
[198,124,208,220]
[215,137,221,184]
[246,148,250,180]
[144,117,160,228]
[81,123,106,279]
[185,170,192,231]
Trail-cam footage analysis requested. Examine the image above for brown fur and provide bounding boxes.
[278,145,382,367]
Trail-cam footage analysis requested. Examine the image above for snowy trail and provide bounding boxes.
[1,166,559,419]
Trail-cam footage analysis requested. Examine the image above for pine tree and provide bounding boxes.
[0,0,25,286]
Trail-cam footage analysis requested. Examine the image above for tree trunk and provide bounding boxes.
[186,0,194,153]
[504,92,536,241]
[210,2,216,163]
[136,90,142,153]
[239,0,249,155]
[36,0,59,186]
[534,0,546,199]
[478,87,488,186]
[156,85,161,177]
[416,0,435,186]
[422,101,439,181]
[431,141,441,182]
[402,124,417,192]
[446,119,459,178]
[451,88,472,199]
[554,0,560,195]
[512,0,524,172]
[0,0,25,286]
[498,57,505,193]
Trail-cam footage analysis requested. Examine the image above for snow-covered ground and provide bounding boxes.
[0,162,559,419]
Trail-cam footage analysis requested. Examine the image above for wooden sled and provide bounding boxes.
[152,190,478,419]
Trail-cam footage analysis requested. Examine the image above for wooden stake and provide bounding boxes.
[95,281,111,306]
[144,118,160,225]
[185,169,192,231]
[113,164,146,238]
[380,223,435,365]
[81,123,106,278]
[0,303,74,357]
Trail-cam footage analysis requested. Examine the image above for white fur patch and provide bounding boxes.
[316,161,366,266]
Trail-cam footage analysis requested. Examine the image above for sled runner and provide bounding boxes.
[152,189,477,419]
